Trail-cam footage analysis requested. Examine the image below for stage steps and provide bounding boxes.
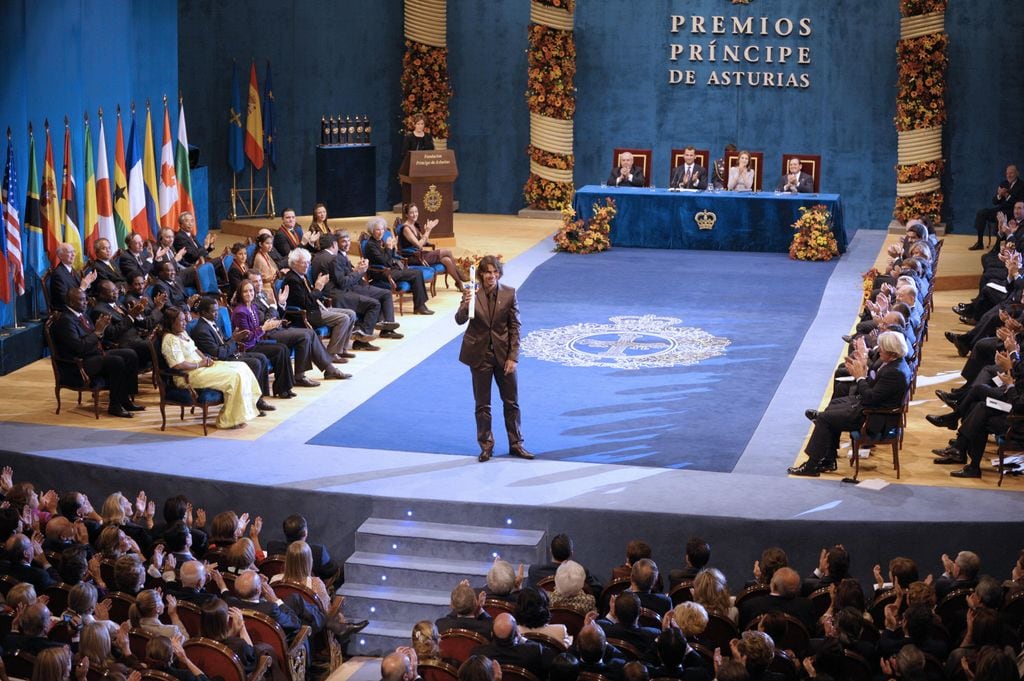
[338,517,547,656]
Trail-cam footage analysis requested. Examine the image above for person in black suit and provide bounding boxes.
[83,237,126,294]
[265,514,341,584]
[52,288,142,418]
[472,613,551,679]
[337,230,402,338]
[436,580,494,638]
[789,331,912,476]
[3,533,59,591]
[932,551,980,601]
[597,591,659,661]
[971,164,1024,250]
[91,279,152,368]
[607,151,645,187]
[311,233,381,349]
[737,567,815,632]
[189,296,278,410]
[456,255,529,462]
[628,559,671,616]
[48,243,97,312]
[573,622,626,680]
[363,217,432,315]
[173,212,215,267]
[669,147,708,190]
[528,533,603,597]
[1,601,65,655]
[668,537,710,589]
[273,209,305,264]
[117,232,154,282]
[775,157,814,193]
[165,560,220,606]
[282,248,356,359]
[152,260,196,316]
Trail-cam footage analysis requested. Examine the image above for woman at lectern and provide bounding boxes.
[303,203,331,252]
[396,203,466,288]
[727,150,755,192]
[400,113,434,155]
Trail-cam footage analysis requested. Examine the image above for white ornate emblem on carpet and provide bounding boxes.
[521,315,730,369]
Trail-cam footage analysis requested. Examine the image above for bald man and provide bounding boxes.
[737,566,815,631]
[472,613,550,677]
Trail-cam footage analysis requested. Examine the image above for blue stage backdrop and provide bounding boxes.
[172,1,1024,231]
[0,0,178,327]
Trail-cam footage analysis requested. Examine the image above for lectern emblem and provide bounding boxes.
[695,209,717,230]
[521,315,731,369]
[423,184,443,213]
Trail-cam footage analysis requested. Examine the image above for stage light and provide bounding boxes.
[392,543,398,550]
[370,606,376,613]
[381,575,387,581]
[505,518,512,525]
[406,510,413,517]
[492,552,499,558]
[359,639,366,646]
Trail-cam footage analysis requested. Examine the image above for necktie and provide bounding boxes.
[210,320,225,345]
[79,314,93,332]
[684,167,692,186]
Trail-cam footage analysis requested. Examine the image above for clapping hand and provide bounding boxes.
[94,314,111,335]
[314,273,330,291]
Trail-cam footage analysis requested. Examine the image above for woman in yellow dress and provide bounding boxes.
[159,306,262,429]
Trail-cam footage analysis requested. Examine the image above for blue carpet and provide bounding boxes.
[309,249,839,471]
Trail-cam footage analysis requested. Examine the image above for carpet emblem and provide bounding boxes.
[521,315,730,369]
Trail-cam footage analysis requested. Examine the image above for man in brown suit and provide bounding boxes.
[456,256,533,462]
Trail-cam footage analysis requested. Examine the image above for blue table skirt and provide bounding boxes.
[572,185,847,253]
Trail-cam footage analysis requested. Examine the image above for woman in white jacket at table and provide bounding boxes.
[727,150,755,192]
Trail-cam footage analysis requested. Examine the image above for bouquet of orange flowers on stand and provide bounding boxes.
[554,199,615,254]
[789,205,839,261]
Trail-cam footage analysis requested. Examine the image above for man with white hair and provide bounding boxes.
[790,331,912,476]
[282,247,356,360]
[484,558,521,602]
[48,242,97,311]
[607,151,644,187]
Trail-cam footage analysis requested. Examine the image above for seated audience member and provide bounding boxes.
[552,560,597,614]
[396,202,467,287]
[671,601,710,650]
[174,212,216,267]
[802,637,843,681]
[517,586,571,647]
[629,559,671,616]
[152,258,198,314]
[612,540,662,592]
[129,589,188,639]
[113,553,146,595]
[153,493,207,559]
[90,279,152,369]
[730,631,778,681]
[83,237,127,293]
[166,560,221,606]
[472,612,550,678]
[310,233,382,349]
[273,209,304,263]
[608,151,645,187]
[52,289,142,419]
[970,164,1024,250]
[252,232,282,295]
[224,536,260,574]
[670,537,711,587]
[933,550,981,600]
[727,151,755,192]
[943,606,1003,678]
[199,598,261,676]
[738,567,815,632]
[412,620,442,664]
[4,532,59,591]
[269,540,341,618]
[670,147,708,190]
[789,331,911,476]
[381,648,419,681]
[95,525,139,562]
[43,516,90,559]
[872,556,919,593]
[224,570,323,643]
[962,645,1019,681]
[100,491,154,555]
[362,217,433,315]
[192,295,283,407]
[266,514,342,584]
[528,533,603,596]
[58,545,94,586]
[33,645,83,681]
[117,232,153,282]
[551,652,582,681]
[246,270,350,382]
[827,606,878,669]
[692,568,738,624]
[3,601,64,654]
[714,659,750,681]
[284,247,357,359]
[802,544,854,595]
[160,306,264,429]
[436,580,493,637]
[483,557,521,603]
[76,621,139,675]
[303,203,331,250]
[597,591,659,658]
[49,242,97,312]
[144,635,209,681]
[878,602,948,660]
[226,242,250,296]
[775,157,813,193]
[650,627,709,681]
[574,622,625,679]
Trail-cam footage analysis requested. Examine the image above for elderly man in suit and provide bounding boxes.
[456,255,532,462]
[48,242,97,312]
[669,147,708,190]
[775,157,814,193]
[607,151,645,187]
[283,247,356,361]
[173,212,215,267]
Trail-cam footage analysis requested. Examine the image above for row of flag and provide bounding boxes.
[229,60,277,173]
[0,98,194,306]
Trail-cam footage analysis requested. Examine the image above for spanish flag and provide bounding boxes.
[244,60,264,170]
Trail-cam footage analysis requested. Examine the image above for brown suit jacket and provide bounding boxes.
[456,283,520,370]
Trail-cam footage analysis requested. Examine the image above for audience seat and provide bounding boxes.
[808,586,832,619]
[258,554,287,579]
[106,591,136,624]
[548,607,585,638]
[668,580,694,605]
[419,659,459,681]
[482,598,516,619]
[3,650,36,680]
[500,665,541,681]
[769,650,799,681]
[637,607,661,629]
[535,577,555,593]
[598,577,630,614]
[175,600,203,638]
[242,609,310,681]
[848,388,910,482]
[439,629,489,665]
[148,336,225,437]
[358,233,410,316]
[840,650,873,681]
[695,612,739,652]
[747,613,809,657]
[128,627,155,659]
[605,637,643,661]
[184,637,271,681]
[44,314,108,419]
[141,671,180,681]
[522,631,568,655]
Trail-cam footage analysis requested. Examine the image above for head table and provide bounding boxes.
[571,185,847,253]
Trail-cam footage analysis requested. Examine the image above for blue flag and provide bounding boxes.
[263,61,277,170]
[228,62,245,173]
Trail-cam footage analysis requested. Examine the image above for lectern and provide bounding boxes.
[399,150,458,240]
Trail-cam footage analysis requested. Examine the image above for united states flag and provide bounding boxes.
[3,135,24,297]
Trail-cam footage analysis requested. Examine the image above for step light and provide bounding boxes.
[406,510,413,517]
[505,518,513,525]
[392,543,398,550]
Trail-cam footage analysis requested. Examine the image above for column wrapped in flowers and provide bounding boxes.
[893,0,948,224]
[402,0,452,148]
[523,0,576,211]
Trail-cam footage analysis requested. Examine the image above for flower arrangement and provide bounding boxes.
[523,21,576,211]
[524,174,575,211]
[554,199,615,254]
[900,0,946,15]
[534,0,575,11]
[455,253,503,281]
[895,158,944,184]
[894,190,944,224]
[401,39,453,139]
[894,33,948,132]
[789,205,839,261]
[862,267,880,302]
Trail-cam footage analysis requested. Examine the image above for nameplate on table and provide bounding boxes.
[412,153,453,169]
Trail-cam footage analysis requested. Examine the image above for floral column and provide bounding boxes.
[402,0,452,149]
[523,0,576,211]
[893,0,947,224]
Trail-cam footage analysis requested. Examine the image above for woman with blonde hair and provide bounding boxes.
[128,589,188,639]
[692,568,738,624]
[411,620,441,662]
[77,621,139,675]
[100,493,153,554]
[32,646,84,681]
[270,540,331,611]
